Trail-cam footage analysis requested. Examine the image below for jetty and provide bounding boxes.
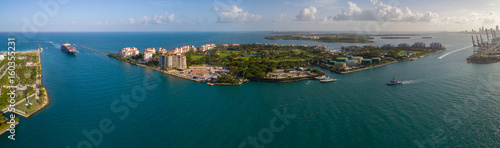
[75,44,107,55]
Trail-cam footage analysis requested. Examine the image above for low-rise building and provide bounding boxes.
[352,56,364,63]
[430,42,445,49]
[362,59,372,65]
[118,47,140,58]
[364,45,378,48]
[143,48,155,63]
[398,43,410,48]
[157,47,167,55]
[411,42,428,48]
[199,44,216,52]
[25,61,37,66]
[347,60,358,67]
[341,45,369,54]
[172,45,197,54]
[334,62,346,68]
[382,44,395,48]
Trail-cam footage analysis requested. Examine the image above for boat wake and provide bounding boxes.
[438,45,473,59]
[402,80,419,85]
[49,41,61,49]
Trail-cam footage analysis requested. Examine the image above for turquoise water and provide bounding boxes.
[0,32,499,147]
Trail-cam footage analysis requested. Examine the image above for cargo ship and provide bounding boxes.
[61,43,78,54]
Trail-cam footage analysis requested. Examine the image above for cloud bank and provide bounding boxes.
[296,6,318,21]
[211,5,262,23]
[331,1,439,22]
[129,12,175,25]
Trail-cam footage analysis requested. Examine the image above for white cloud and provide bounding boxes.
[143,12,175,24]
[274,13,288,23]
[483,12,497,24]
[128,12,175,25]
[211,5,262,23]
[331,1,439,22]
[296,6,318,21]
[442,12,497,26]
[370,0,379,5]
[210,6,220,12]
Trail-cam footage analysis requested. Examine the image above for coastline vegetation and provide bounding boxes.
[0,51,49,120]
[0,52,40,110]
[318,45,445,73]
[0,116,19,134]
[264,34,374,43]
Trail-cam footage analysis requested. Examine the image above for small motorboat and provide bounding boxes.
[315,75,327,80]
[387,77,402,85]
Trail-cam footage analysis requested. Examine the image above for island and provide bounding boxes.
[106,42,445,85]
[380,37,411,39]
[319,42,446,74]
[264,33,374,43]
[0,47,49,135]
[108,44,332,85]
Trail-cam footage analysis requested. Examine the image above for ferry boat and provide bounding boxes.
[60,43,78,54]
[386,78,403,85]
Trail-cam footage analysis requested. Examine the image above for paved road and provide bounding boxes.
[0,65,7,79]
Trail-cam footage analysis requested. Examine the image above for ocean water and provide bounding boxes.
[0,32,499,147]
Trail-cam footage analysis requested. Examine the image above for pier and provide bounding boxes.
[75,44,107,55]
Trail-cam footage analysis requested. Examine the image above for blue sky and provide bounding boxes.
[1,0,499,32]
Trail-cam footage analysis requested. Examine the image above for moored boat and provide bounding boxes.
[320,76,336,83]
[315,75,327,80]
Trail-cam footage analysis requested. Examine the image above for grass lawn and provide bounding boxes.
[238,57,250,61]
[14,95,43,115]
[191,55,204,61]
[220,53,230,59]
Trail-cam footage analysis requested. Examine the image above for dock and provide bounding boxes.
[75,44,107,55]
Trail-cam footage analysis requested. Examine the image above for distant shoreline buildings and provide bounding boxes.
[341,42,445,55]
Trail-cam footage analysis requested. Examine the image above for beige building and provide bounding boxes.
[118,47,139,58]
[159,54,187,69]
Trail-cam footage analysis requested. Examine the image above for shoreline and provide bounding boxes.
[323,49,444,74]
[1,50,50,118]
[108,56,208,83]
[109,56,318,85]
[0,122,19,136]
[0,50,38,54]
